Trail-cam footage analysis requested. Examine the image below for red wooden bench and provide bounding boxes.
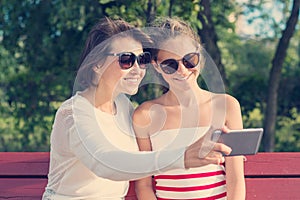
[0,152,299,199]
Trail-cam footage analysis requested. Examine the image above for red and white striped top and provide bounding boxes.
[150,128,227,200]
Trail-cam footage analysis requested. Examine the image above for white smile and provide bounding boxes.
[174,73,193,81]
[124,78,139,83]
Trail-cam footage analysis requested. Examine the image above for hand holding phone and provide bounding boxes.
[212,128,263,156]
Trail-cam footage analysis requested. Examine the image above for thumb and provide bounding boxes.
[198,126,218,158]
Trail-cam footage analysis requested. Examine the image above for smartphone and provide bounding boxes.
[212,128,264,156]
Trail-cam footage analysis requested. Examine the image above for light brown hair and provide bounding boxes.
[75,17,152,92]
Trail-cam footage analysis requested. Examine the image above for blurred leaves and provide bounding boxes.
[0,0,299,151]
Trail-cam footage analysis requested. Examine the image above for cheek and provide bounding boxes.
[141,69,146,78]
[101,66,125,85]
[113,71,127,84]
[195,66,202,75]
[161,73,173,83]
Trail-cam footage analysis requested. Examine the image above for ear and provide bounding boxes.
[93,66,101,74]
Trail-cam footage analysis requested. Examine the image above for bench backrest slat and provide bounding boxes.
[0,152,49,176]
[245,152,300,177]
[0,152,300,200]
[245,178,300,199]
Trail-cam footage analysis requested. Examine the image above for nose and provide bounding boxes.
[176,61,188,75]
[129,59,142,73]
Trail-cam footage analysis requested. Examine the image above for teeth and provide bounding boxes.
[177,76,188,80]
[125,78,138,82]
[176,76,189,80]
[175,73,192,80]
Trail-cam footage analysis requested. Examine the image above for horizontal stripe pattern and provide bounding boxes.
[151,128,227,199]
[156,180,226,192]
[154,168,226,199]
[157,192,227,200]
[155,170,225,180]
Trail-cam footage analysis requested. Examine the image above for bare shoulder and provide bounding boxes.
[211,93,242,128]
[225,94,241,110]
[133,100,155,126]
[133,96,167,136]
[211,93,241,110]
[133,98,164,125]
[220,94,243,128]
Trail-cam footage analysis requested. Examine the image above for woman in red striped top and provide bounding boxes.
[133,17,245,200]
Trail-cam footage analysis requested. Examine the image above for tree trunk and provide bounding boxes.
[146,0,156,23]
[197,0,228,87]
[168,0,175,17]
[263,0,299,152]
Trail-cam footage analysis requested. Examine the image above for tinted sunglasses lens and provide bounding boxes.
[119,53,135,69]
[138,52,151,69]
[160,59,178,74]
[182,53,199,68]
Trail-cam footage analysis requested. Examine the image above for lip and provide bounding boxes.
[124,77,140,83]
[173,72,193,81]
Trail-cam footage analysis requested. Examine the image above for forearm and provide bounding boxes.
[71,136,185,181]
[71,101,185,181]
[226,178,246,200]
[226,156,246,200]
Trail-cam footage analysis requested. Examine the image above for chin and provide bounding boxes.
[125,88,139,95]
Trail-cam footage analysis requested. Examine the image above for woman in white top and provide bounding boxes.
[42,17,231,200]
[133,17,245,199]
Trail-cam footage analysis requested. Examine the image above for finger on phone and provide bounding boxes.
[221,126,230,133]
[214,142,232,155]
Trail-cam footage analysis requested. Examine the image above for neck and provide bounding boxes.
[82,85,117,115]
[165,87,203,107]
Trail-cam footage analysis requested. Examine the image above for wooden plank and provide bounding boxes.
[245,178,300,199]
[245,152,300,176]
[0,178,47,197]
[0,152,49,176]
[1,152,300,200]
[0,178,137,199]
[1,152,300,176]
[125,181,138,200]
[0,197,41,200]
[125,181,137,200]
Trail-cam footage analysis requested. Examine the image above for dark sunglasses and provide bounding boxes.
[106,52,151,70]
[156,52,200,74]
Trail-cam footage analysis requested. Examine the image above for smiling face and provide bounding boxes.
[98,37,147,96]
[156,35,201,92]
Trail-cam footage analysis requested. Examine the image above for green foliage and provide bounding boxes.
[0,0,105,151]
[278,29,300,116]
[0,0,299,152]
[222,38,272,114]
[276,108,300,152]
[242,106,300,152]
[242,104,264,129]
[242,104,264,152]
[103,0,148,25]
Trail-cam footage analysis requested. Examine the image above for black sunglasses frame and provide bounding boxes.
[106,52,151,70]
[156,52,200,74]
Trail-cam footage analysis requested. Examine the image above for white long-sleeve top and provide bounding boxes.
[43,93,185,199]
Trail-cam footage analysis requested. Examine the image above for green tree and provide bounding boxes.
[0,0,105,151]
[0,0,299,152]
[263,0,299,151]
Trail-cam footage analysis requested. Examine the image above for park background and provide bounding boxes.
[0,0,299,152]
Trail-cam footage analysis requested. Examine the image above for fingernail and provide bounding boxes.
[220,156,225,164]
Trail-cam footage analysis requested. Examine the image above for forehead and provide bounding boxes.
[110,37,143,52]
[158,35,197,58]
